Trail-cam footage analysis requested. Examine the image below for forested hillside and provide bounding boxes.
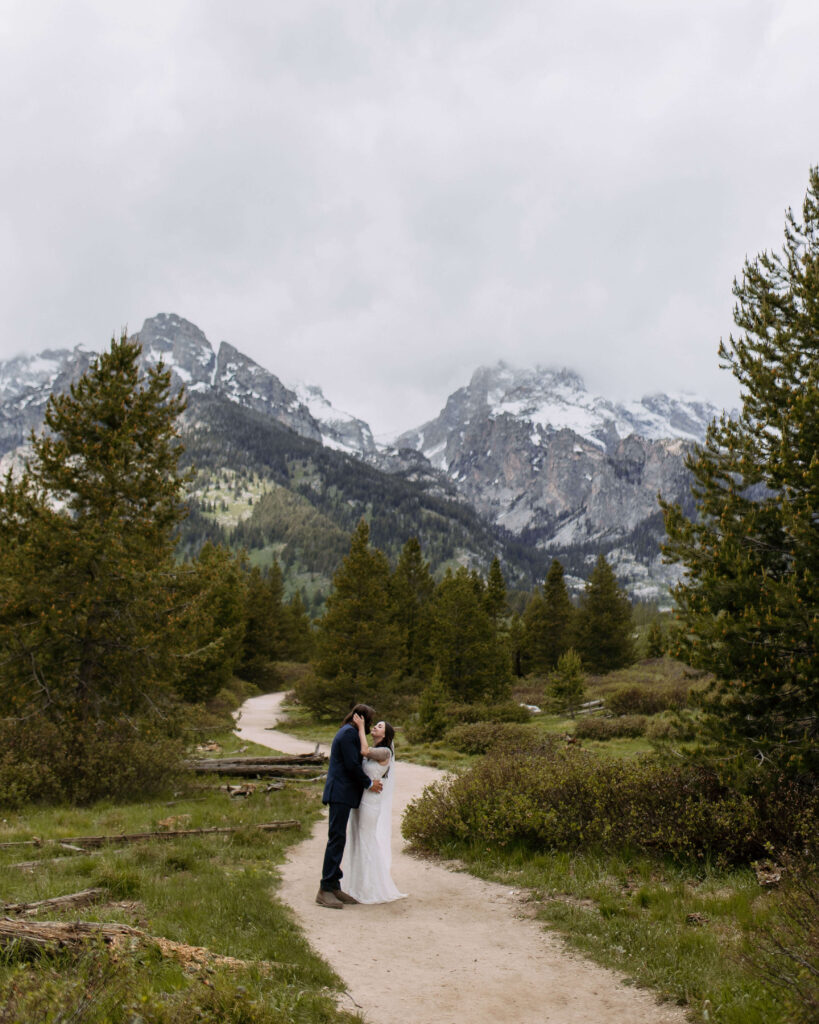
[176,392,543,606]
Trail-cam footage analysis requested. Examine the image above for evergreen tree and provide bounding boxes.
[175,542,246,701]
[391,536,434,678]
[645,620,665,659]
[549,648,585,717]
[0,334,189,724]
[507,612,526,678]
[661,168,819,780]
[574,554,635,673]
[429,567,511,703]
[280,592,314,662]
[484,557,508,626]
[523,559,574,673]
[314,520,401,702]
[238,563,284,685]
[414,667,451,741]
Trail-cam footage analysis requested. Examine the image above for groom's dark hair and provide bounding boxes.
[341,704,375,732]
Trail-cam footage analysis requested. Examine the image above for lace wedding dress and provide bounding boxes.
[341,750,407,904]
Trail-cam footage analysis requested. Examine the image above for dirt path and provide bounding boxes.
[235,693,687,1024]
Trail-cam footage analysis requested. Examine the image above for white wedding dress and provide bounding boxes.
[341,751,407,904]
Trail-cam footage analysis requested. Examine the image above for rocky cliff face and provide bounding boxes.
[0,347,95,457]
[392,362,718,595]
[0,314,373,457]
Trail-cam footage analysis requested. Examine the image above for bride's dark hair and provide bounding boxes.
[376,722,395,749]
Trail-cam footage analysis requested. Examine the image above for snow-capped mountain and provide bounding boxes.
[0,319,721,599]
[292,382,377,456]
[0,314,375,458]
[395,361,718,466]
[392,361,721,596]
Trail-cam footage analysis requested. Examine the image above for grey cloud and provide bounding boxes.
[1,0,816,433]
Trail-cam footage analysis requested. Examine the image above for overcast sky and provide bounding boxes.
[2,1,817,436]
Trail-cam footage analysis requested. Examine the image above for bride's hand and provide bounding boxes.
[352,712,365,731]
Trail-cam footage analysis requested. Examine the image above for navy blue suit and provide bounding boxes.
[319,723,373,892]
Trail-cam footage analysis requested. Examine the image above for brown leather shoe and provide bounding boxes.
[333,889,359,905]
[316,888,344,909]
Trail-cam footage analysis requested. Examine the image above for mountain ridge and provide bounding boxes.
[0,313,717,600]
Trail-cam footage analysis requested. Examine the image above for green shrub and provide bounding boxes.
[404,690,533,743]
[574,715,647,740]
[744,851,819,1024]
[644,712,697,741]
[444,721,534,754]
[449,700,533,724]
[402,745,768,863]
[0,716,184,808]
[607,685,688,716]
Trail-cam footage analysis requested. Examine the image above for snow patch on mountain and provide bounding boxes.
[292,382,376,455]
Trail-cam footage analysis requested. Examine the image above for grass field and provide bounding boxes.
[0,729,360,1024]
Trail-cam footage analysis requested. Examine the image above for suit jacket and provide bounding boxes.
[322,722,372,807]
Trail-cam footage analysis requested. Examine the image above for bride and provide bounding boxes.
[341,713,407,904]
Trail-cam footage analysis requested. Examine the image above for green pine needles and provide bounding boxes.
[662,167,819,781]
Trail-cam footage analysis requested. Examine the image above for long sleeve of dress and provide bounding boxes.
[366,747,390,762]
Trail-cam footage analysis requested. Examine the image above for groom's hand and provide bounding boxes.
[370,779,383,793]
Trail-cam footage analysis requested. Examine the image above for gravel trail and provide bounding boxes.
[235,693,686,1024]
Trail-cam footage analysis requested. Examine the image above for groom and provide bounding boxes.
[316,703,383,909]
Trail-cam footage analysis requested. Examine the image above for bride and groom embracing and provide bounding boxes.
[316,703,407,909]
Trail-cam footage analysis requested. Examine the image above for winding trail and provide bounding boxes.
[235,693,686,1024]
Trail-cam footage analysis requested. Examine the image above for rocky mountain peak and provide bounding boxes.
[132,313,216,388]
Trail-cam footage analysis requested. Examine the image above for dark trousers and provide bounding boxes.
[320,802,352,891]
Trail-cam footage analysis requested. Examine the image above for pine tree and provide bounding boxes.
[414,667,451,741]
[0,334,189,724]
[391,536,434,678]
[238,563,284,685]
[429,567,511,703]
[645,620,665,659]
[661,168,819,779]
[507,612,526,678]
[314,520,402,700]
[573,554,635,673]
[279,592,314,662]
[523,559,574,673]
[549,648,585,717]
[175,542,246,701]
[484,557,508,626]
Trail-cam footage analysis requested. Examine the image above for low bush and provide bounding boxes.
[0,716,184,808]
[574,715,647,740]
[644,712,697,741]
[607,684,688,716]
[449,701,533,725]
[743,851,819,1024]
[402,744,800,864]
[444,721,534,755]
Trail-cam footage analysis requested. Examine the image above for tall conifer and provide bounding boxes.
[662,168,819,779]
[391,536,434,678]
[314,519,401,698]
[0,334,189,723]
[523,559,574,672]
[573,554,635,673]
[430,567,511,702]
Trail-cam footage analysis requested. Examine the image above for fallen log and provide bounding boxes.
[0,918,140,952]
[0,919,292,971]
[188,753,325,767]
[2,888,107,916]
[188,763,324,777]
[1,820,301,852]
